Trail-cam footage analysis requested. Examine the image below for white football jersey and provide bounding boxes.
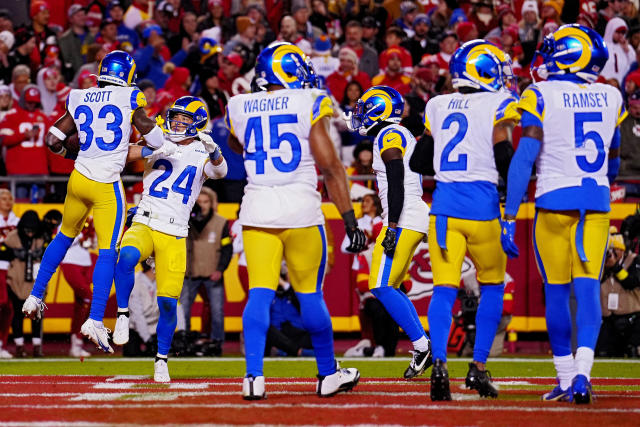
[372,124,429,233]
[133,140,210,237]
[226,88,333,228]
[66,86,147,183]
[519,81,625,199]
[426,91,519,185]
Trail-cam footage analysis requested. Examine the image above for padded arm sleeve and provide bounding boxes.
[143,126,165,149]
[385,158,405,225]
[504,134,541,217]
[409,133,435,176]
[494,140,514,184]
[204,157,228,179]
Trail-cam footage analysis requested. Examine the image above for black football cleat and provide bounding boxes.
[430,359,452,401]
[465,362,498,398]
[404,340,433,379]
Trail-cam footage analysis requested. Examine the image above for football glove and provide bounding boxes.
[147,140,177,160]
[342,111,356,132]
[346,226,366,253]
[500,219,519,258]
[198,131,222,160]
[381,227,398,255]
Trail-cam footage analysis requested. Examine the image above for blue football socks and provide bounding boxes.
[31,232,74,299]
[156,296,178,356]
[371,286,426,342]
[297,291,336,377]
[544,282,572,356]
[114,246,141,309]
[473,284,505,363]
[242,288,276,377]
[573,277,602,350]
[427,286,458,362]
[89,249,118,321]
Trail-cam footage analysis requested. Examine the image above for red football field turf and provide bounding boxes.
[0,376,638,426]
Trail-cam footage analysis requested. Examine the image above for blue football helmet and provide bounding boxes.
[351,86,404,135]
[163,96,209,142]
[450,40,515,92]
[531,24,608,83]
[254,42,318,89]
[97,50,137,87]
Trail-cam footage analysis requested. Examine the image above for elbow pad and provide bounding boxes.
[143,126,165,149]
[409,133,435,176]
[205,158,228,179]
[385,158,405,224]
[493,140,514,184]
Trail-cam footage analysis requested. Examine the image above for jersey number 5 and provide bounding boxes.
[574,112,605,173]
[244,114,302,174]
[149,159,197,204]
[440,113,468,172]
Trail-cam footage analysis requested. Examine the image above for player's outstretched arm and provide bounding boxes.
[132,108,165,150]
[310,117,365,253]
[46,111,77,157]
[199,131,228,179]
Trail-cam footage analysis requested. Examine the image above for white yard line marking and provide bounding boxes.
[93,383,210,390]
[2,402,640,414]
[105,375,148,382]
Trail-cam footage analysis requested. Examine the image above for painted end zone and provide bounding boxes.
[0,376,638,426]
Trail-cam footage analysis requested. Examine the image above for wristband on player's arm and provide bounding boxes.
[209,147,222,162]
[143,126,164,149]
[141,146,154,158]
[341,209,358,230]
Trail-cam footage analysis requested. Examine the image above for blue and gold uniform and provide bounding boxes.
[503,24,622,402]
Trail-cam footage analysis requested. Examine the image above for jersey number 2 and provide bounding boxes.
[244,114,302,174]
[440,113,468,172]
[149,159,197,204]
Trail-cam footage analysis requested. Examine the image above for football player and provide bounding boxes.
[418,40,519,400]
[112,96,227,382]
[501,25,624,404]
[345,85,432,379]
[225,42,366,400]
[22,50,170,353]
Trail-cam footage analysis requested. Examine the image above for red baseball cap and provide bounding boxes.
[30,1,49,18]
[24,87,41,103]
[225,52,243,68]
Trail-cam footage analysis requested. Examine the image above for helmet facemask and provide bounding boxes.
[166,111,197,143]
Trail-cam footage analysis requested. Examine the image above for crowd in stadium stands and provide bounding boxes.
[3,0,640,357]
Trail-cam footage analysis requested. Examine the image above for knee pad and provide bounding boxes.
[157,296,178,316]
[118,246,141,270]
[297,292,332,334]
[98,248,118,263]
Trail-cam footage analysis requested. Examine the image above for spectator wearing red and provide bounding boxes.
[456,21,479,43]
[372,48,411,96]
[420,32,458,76]
[341,20,379,79]
[36,67,62,117]
[469,0,497,37]
[0,84,13,123]
[123,0,152,30]
[486,4,519,40]
[0,85,49,178]
[96,18,120,53]
[380,27,412,73]
[499,25,524,69]
[0,189,18,358]
[326,47,371,104]
[30,0,56,70]
[163,64,192,99]
[217,52,243,98]
[86,4,103,39]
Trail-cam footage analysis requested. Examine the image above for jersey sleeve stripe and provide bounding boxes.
[311,94,333,125]
[617,104,628,126]
[224,106,236,137]
[518,87,545,121]
[494,97,521,124]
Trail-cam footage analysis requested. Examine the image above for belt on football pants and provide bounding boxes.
[137,209,186,228]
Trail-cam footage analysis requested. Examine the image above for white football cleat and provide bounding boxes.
[372,345,385,358]
[242,375,265,400]
[344,339,371,357]
[0,347,13,359]
[22,295,46,320]
[69,334,90,358]
[316,363,360,397]
[112,314,130,345]
[80,319,114,353]
[154,359,170,383]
